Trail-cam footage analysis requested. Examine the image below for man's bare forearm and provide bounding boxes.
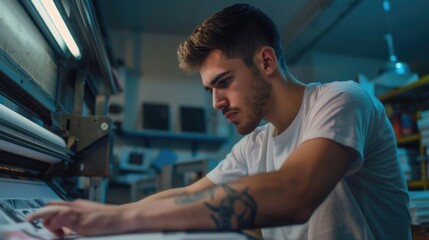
[175,182,257,229]
[124,180,258,231]
[120,176,216,209]
[119,187,188,209]
[126,173,294,232]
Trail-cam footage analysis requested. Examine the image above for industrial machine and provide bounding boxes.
[0,0,118,238]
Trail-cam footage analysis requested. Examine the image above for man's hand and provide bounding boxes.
[26,200,131,236]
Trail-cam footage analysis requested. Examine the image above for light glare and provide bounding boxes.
[31,0,81,59]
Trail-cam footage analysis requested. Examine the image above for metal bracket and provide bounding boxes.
[58,113,113,176]
[73,71,87,115]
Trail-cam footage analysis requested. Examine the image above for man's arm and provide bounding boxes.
[26,176,216,236]
[125,138,357,231]
[27,138,356,236]
[55,176,216,210]
[120,176,216,208]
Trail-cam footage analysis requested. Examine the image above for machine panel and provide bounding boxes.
[0,178,64,239]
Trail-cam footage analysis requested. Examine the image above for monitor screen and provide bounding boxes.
[180,106,206,133]
[142,103,169,131]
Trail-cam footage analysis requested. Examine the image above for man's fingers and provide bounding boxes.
[51,227,65,237]
[26,205,67,222]
[47,199,106,210]
[45,216,70,236]
[45,201,73,207]
[62,226,75,235]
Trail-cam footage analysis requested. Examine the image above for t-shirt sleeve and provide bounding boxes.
[206,136,250,185]
[301,82,372,175]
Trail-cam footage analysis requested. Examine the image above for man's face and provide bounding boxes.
[199,50,272,135]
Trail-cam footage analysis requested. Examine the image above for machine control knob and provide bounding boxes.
[100,122,109,131]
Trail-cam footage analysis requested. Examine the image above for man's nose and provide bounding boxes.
[212,89,227,110]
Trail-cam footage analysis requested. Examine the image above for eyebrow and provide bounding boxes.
[204,71,232,91]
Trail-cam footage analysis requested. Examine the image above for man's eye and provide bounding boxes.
[205,88,213,94]
[219,77,231,88]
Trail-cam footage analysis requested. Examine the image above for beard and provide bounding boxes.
[236,68,272,135]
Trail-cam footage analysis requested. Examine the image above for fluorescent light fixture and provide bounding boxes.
[31,0,81,59]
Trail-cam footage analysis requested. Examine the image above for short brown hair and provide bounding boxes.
[177,3,287,73]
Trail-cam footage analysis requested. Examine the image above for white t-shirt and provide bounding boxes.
[207,81,411,240]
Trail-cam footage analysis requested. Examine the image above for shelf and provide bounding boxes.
[376,75,429,191]
[116,128,228,156]
[408,180,429,189]
[117,128,228,144]
[378,74,429,102]
[397,133,421,145]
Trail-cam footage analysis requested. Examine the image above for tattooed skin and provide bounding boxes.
[205,184,257,229]
[174,188,215,204]
[173,183,257,229]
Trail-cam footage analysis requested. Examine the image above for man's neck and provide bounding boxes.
[266,79,306,135]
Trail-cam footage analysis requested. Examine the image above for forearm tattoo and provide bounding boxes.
[174,183,257,229]
[174,188,215,204]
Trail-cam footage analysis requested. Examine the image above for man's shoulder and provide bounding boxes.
[321,80,362,93]
[317,80,372,102]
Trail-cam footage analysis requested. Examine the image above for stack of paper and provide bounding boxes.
[409,191,429,225]
[398,148,420,180]
[417,110,429,156]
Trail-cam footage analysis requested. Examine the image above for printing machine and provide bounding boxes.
[0,0,118,238]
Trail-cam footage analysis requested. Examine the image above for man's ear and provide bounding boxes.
[255,46,277,76]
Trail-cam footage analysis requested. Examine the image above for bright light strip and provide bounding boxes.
[31,0,81,59]
[31,0,66,51]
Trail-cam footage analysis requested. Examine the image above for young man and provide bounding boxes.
[28,3,411,239]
